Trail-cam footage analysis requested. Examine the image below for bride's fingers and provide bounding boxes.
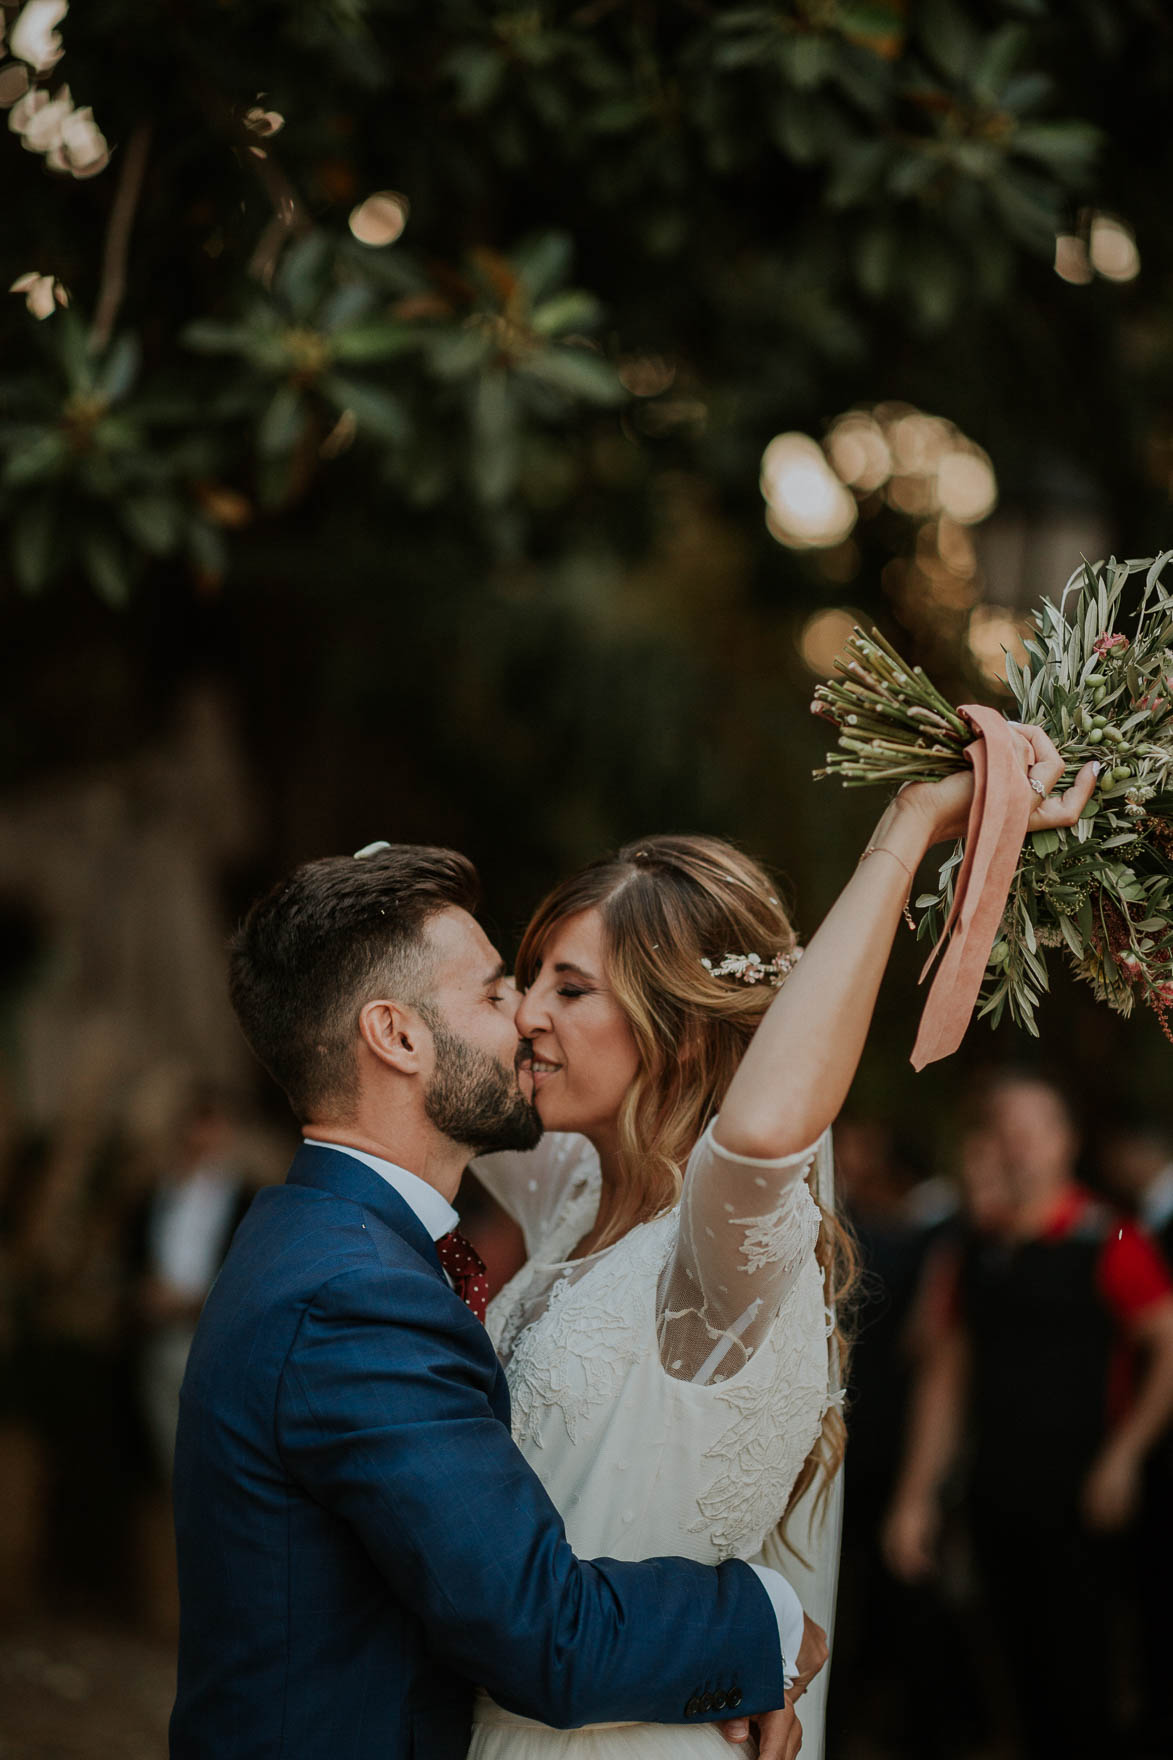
[1011,722,1065,795]
[1027,759,1101,830]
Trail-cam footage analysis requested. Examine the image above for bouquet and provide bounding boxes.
[812,551,1173,1040]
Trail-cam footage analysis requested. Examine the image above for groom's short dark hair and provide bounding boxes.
[228,846,479,1121]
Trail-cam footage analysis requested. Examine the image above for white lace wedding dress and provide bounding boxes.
[466,1117,840,1760]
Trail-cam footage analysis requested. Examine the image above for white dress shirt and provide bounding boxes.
[306,1139,458,1240]
[303,1138,805,1683]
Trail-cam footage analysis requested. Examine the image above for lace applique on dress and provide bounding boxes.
[504,1217,675,1448]
[732,1176,822,1278]
[689,1308,830,1556]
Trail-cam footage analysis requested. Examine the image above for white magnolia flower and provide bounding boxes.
[45,102,107,175]
[10,82,73,152]
[9,271,70,319]
[9,0,68,73]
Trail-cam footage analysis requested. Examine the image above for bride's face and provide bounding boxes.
[514,908,640,1144]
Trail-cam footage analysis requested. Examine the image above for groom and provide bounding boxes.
[171,844,810,1759]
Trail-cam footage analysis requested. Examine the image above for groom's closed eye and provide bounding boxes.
[483,961,511,1002]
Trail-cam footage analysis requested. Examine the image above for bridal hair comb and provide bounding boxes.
[700,948,802,987]
[353,841,392,859]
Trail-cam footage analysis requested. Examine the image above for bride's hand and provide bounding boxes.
[896,723,1101,847]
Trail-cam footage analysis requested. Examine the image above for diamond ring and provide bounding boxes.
[1027,776,1047,798]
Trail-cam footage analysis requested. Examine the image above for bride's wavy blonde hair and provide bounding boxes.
[515,833,856,1518]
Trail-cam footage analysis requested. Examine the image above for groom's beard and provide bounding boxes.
[423,1023,543,1155]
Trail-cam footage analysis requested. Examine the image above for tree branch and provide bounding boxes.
[89,121,153,354]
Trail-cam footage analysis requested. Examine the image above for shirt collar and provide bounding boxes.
[306,1140,458,1242]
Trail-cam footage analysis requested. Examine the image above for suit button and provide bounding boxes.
[713,1692,727,1710]
[727,1688,743,1709]
[685,1698,701,1718]
[700,1694,714,1712]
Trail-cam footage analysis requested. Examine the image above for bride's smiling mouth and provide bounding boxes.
[517,1043,563,1089]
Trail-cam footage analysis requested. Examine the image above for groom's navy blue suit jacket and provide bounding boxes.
[170,1143,787,1759]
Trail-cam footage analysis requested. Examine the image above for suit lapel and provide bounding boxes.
[284,1142,512,1423]
[285,1142,447,1278]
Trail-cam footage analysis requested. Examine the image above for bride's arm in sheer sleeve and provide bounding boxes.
[716,739,1096,1163]
[659,745,1098,1379]
[470,1134,598,1258]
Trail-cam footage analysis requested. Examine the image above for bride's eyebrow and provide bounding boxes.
[553,962,596,983]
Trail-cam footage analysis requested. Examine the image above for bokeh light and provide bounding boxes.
[1054,234,1093,285]
[968,604,1030,683]
[348,190,411,247]
[936,449,998,524]
[825,413,891,492]
[799,607,865,675]
[761,432,857,549]
[1089,214,1140,283]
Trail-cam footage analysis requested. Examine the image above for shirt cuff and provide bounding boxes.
[748,1563,804,1689]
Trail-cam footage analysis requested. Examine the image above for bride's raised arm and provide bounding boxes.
[714,728,1099,1163]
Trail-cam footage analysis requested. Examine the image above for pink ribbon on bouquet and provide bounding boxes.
[910,705,1037,1072]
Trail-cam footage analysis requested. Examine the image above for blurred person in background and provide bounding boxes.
[828,1118,980,1760]
[1099,1113,1173,1758]
[883,1072,1173,1760]
[125,1084,255,1480]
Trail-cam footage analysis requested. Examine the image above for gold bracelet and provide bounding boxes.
[858,844,917,932]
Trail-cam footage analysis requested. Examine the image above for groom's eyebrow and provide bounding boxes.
[483,960,508,990]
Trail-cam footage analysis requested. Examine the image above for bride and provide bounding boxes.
[467,734,1096,1760]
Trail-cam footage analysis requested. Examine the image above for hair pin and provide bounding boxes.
[353,841,392,859]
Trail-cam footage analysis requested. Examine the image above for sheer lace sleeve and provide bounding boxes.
[657,1117,826,1385]
[469,1133,599,1258]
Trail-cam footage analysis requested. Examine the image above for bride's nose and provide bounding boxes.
[515,985,548,1038]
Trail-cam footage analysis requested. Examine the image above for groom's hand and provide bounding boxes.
[788,1614,828,1700]
[717,1698,802,1758]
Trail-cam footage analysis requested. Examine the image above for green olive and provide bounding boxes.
[1094,687,1108,705]
[1091,715,1108,729]
[989,941,1010,967]
[1112,765,1132,782]
[1087,728,1104,745]
[1104,726,1125,744]
[1085,671,1106,685]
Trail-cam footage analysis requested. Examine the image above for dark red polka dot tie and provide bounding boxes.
[435,1229,489,1323]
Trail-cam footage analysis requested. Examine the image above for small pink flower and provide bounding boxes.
[1152,979,1173,1005]
[1093,632,1129,656]
[1118,955,1144,981]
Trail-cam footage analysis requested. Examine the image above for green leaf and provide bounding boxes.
[120,493,182,555]
[1030,829,1062,856]
[258,383,305,456]
[1012,122,1101,177]
[329,322,417,362]
[512,232,574,304]
[275,233,332,319]
[319,282,376,332]
[517,348,626,405]
[973,24,1028,101]
[82,529,132,606]
[470,370,518,505]
[530,291,604,337]
[321,374,410,444]
[182,320,250,355]
[2,430,68,486]
[11,496,59,592]
[917,0,980,81]
[187,518,228,580]
[96,334,141,405]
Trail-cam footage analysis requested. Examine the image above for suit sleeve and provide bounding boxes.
[277,1258,787,1729]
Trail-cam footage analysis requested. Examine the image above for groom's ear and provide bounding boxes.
[358,999,430,1076]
